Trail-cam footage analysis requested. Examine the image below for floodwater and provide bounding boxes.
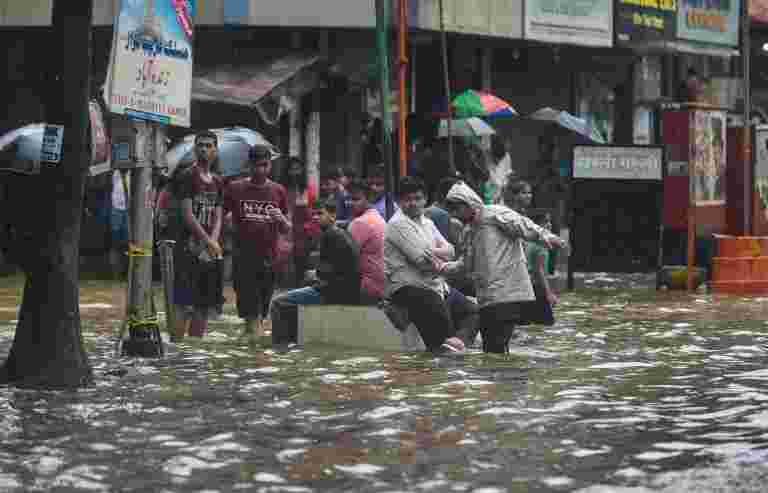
[2,274,768,492]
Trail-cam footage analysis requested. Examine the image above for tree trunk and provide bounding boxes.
[0,0,94,388]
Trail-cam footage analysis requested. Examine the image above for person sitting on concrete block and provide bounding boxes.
[384,176,466,355]
[270,197,361,346]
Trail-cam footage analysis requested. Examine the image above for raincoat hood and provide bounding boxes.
[446,182,484,211]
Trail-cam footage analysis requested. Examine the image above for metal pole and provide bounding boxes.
[439,0,454,172]
[743,0,753,234]
[397,0,409,178]
[375,0,396,219]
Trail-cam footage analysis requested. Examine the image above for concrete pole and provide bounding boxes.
[305,110,321,197]
[126,120,155,328]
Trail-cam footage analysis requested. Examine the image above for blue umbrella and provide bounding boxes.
[0,124,48,161]
[166,127,279,177]
[527,107,606,144]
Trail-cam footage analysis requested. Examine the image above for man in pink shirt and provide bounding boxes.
[347,178,385,304]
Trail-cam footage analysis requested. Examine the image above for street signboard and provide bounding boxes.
[524,0,613,47]
[615,0,676,48]
[573,145,663,181]
[105,0,195,127]
[40,125,64,164]
[676,0,740,47]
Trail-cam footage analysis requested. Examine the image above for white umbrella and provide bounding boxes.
[527,107,606,144]
[166,127,279,177]
[438,117,496,138]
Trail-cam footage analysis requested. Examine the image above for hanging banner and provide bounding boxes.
[677,0,740,47]
[524,0,613,47]
[105,0,195,127]
[690,109,727,205]
[615,0,676,47]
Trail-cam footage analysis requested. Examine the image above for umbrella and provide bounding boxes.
[438,117,496,138]
[527,107,606,144]
[0,124,48,161]
[451,89,517,118]
[165,127,279,177]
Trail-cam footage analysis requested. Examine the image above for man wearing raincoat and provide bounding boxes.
[443,182,566,353]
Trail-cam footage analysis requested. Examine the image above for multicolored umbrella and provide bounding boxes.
[451,90,518,119]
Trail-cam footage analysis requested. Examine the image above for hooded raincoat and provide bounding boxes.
[445,182,557,308]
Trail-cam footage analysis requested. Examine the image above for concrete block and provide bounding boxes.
[297,304,425,352]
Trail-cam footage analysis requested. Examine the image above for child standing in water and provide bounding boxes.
[524,211,557,326]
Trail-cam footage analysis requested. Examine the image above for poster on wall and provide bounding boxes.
[677,0,740,47]
[752,0,768,24]
[105,0,195,127]
[755,126,768,209]
[524,0,613,47]
[690,110,727,205]
[615,0,676,47]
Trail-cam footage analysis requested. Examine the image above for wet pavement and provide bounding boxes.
[2,273,768,492]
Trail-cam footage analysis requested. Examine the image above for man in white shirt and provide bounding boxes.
[384,176,465,355]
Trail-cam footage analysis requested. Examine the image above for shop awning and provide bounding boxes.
[192,54,324,108]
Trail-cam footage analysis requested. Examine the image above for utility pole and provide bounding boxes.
[375,0,396,219]
[742,0,753,234]
[122,120,163,357]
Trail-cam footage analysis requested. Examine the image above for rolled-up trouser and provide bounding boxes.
[390,286,455,352]
[270,287,325,345]
[478,302,522,354]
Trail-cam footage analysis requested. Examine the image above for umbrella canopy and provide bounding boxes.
[451,90,517,119]
[438,117,496,138]
[166,127,279,177]
[0,124,48,161]
[527,107,606,144]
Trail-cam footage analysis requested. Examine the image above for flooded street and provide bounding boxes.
[2,274,768,492]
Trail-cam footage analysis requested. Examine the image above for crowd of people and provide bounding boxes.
[157,129,568,355]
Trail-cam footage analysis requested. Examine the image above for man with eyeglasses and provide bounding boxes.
[172,130,225,340]
[223,145,290,341]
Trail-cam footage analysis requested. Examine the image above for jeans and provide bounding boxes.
[271,287,325,344]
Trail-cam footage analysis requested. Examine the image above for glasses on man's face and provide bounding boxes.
[196,142,216,149]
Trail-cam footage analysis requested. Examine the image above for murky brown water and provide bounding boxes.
[2,273,768,492]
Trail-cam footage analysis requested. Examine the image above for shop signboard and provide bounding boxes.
[573,145,662,181]
[524,0,612,47]
[105,0,195,127]
[677,0,740,47]
[690,109,727,204]
[615,0,676,47]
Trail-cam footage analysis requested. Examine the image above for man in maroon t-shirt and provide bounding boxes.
[223,145,290,340]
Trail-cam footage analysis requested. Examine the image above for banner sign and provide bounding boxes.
[573,145,663,180]
[677,0,740,47]
[690,110,727,204]
[106,0,195,127]
[524,0,613,47]
[615,0,676,46]
[752,0,768,24]
[755,126,768,209]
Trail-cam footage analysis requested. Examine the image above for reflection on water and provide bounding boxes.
[2,274,768,491]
